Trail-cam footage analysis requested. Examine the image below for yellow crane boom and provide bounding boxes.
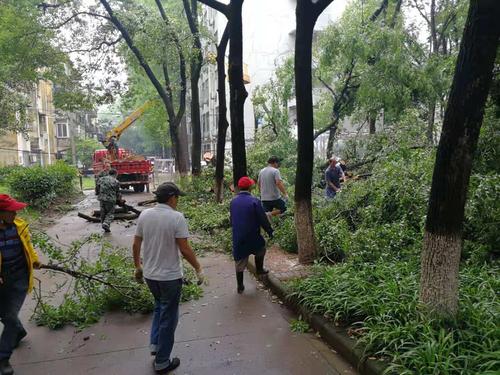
[101,101,152,147]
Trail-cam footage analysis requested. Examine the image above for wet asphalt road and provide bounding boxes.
[6,190,357,375]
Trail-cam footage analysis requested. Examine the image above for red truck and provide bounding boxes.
[93,148,153,193]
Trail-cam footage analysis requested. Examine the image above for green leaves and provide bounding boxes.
[290,261,499,374]
[7,162,78,208]
[32,233,203,329]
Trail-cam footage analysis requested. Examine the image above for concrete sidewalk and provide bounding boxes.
[8,192,357,375]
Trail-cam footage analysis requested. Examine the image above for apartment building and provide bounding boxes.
[0,81,58,167]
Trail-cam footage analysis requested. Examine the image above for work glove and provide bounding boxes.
[33,261,42,269]
[196,268,207,286]
[134,267,144,284]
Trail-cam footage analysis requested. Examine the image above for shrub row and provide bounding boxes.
[7,161,78,208]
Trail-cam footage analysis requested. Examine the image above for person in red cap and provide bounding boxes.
[0,194,41,375]
[230,177,273,293]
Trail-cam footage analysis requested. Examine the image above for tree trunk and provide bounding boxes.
[228,0,248,187]
[190,63,202,176]
[294,1,326,264]
[295,199,316,264]
[427,100,436,144]
[215,24,230,203]
[368,114,376,134]
[326,124,337,159]
[177,120,190,173]
[184,0,202,176]
[420,0,500,317]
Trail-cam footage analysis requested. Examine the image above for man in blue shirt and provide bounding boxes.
[325,156,345,199]
[230,177,273,294]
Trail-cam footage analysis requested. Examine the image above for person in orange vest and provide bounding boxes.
[0,194,41,375]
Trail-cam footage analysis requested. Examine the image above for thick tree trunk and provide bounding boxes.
[228,0,248,187]
[326,125,337,159]
[184,0,202,176]
[368,114,376,134]
[294,2,317,264]
[427,100,436,144]
[177,120,190,173]
[190,64,202,175]
[420,0,500,316]
[295,199,316,264]
[215,25,230,203]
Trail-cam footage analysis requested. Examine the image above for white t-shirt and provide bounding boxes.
[258,166,282,201]
[135,204,189,281]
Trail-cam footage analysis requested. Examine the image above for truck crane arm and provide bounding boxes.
[99,101,152,148]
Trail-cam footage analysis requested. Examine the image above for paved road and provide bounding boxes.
[8,191,357,375]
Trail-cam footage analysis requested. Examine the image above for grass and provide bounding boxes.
[290,317,310,333]
[79,176,96,190]
[289,261,500,374]
[0,183,9,194]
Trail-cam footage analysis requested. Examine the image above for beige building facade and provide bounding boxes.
[0,80,58,167]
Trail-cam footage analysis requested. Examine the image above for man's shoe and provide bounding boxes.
[102,224,111,233]
[237,284,245,294]
[155,358,180,374]
[0,358,14,375]
[256,269,269,275]
[14,328,27,348]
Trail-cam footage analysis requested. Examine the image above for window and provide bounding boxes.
[56,123,69,138]
[38,114,47,133]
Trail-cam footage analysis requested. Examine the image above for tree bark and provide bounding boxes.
[215,24,230,203]
[184,0,203,176]
[426,100,436,144]
[368,114,376,134]
[228,0,248,187]
[420,0,500,316]
[294,0,333,264]
[295,199,316,264]
[326,124,337,159]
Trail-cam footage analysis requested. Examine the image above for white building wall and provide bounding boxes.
[197,1,348,160]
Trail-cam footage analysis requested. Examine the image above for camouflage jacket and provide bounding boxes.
[97,175,120,202]
[96,170,109,181]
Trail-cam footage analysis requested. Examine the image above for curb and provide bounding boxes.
[248,258,387,375]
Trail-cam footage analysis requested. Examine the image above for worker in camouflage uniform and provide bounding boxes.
[95,162,111,195]
[96,169,120,233]
[96,162,111,181]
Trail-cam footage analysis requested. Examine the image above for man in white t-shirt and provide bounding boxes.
[133,182,205,374]
[258,156,289,214]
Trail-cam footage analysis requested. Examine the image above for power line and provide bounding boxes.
[0,146,61,156]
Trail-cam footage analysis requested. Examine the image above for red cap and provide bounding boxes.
[237,176,255,189]
[0,194,28,212]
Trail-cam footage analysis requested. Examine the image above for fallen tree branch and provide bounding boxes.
[40,264,135,291]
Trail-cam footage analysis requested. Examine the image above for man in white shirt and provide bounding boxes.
[258,156,289,214]
[133,182,204,374]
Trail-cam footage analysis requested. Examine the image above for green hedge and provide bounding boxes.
[7,162,78,208]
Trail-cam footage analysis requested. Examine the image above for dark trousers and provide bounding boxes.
[100,201,115,227]
[262,198,287,213]
[145,278,183,371]
[0,269,28,360]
